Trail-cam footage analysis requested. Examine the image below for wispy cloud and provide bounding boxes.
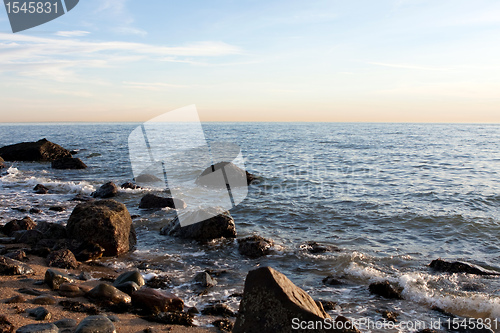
[123,81,189,91]
[55,31,91,37]
[367,61,448,71]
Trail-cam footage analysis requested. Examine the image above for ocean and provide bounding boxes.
[1,122,499,332]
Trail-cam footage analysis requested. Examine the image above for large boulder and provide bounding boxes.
[139,194,186,209]
[66,200,136,256]
[233,267,360,333]
[0,138,72,162]
[2,216,36,237]
[160,207,236,241]
[52,157,87,169]
[92,182,118,198]
[195,162,255,187]
[429,259,500,276]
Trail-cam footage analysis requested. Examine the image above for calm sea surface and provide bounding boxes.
[1,123,499,331]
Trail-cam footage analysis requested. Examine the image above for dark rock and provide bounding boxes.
[0,157,5,169]
[15,230,44,245]
[92,182,118,199]
[0,256,34,275]
[44,269,74,290]
[187,307,199,315]
[322,275,344,286]
[5,250,27,261]
[145,275,171,289]
[27,307,52,321]
[430,259,500,276]
[0,245,5,255]
[193,272,217,288]
[70,194,93,202]
[35,222,67,240]
[316,300,337,311]
[142,328,161,333]
[233,266,360,333]
[0,139,72,162]
[2,216,36,237]
[377,309,399,322]
[33,184,49,194]
[0,238,15,245]
[195,162,254,187]
[59,300,99,315]
[48,206,65,212]
[58,283,87,298]
[113,270,145,287]
[16,323,59,333]
[86,283,131,306]
[51,157,87,170]
[139,194,186,209]
[145,312,193,326]
[213,319,234,332]
[201,303,235,317]
[131,288,184,314]
[78,272,92,281]
[66,199,136,256]
[29,208,42,214]
[238,235,274,258]
[160,207,236,241]
[73,242,105,262]
[369,280,403,299]
[4,295,26,303]
[121,182,140,190]
[301,241,340,254]
[32,295,57,305]
[46,249,79,269]
[106,315,120,323]
[0,315,13,333]
[114,281,140,296]
[18,288,43,296]
[135,174,162,183]
[73,315,116,333]
[53,318,77,329]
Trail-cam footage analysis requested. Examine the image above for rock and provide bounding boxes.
[160,207,236,241]
[51,157,87,170]
[145,275,171,289]
[301,241,340,254]
[35,222,67,240]
[32,295,57,305]
[146,312,193,326]
[18,288,43,296]
[233,266,360,333]
[0,238,15,245]
[201,303,235,317]
[58,283,87,298]
[4,295,26,303]
[135,174,162,183]
[187,307,199,315]
[73,242,105,262]
[193,272,217,288]
[238,235,274,258]
[78,272,92,281]
[430,259,500,276]
[0,315,14,333]
[5,250,27,261]
[46,249,79,269]
[121,182,140,190]
[369,280,403,299]
[131,288,184,314]
[33,184,49,194]
[29,208,42,214]
[195,162,254,187]
[0,256,34,275]
[53,318,77,329]
[316,300,337,311]
[113,269,145,287]
[70,194,93,202]
[16,323,59,333]
[59,300,99,315]
[322,275,344,286]
[139,194,186,209]
[48,206,65,212]
[44,269,74,290]
[114,281,140,296]
[0,157,5,169]
[0,139,71,162]
[15,230,43,245]
[2,216,36,237]
[106,315,119,323]
[92,182,118,199]
[27,307,52,321]
[74,315,116,333]
[86,283,131,306]
[66,199,136,256]
[213,319,233,332]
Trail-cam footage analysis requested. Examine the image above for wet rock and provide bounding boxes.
[5,250,27,261]
[53,318,77,329]
[187,307,199,315]
[92,182,118,199]
[113,269,145,287]
[16,323,59,333]
[146,312,193,326]
[139,194,186,209]
[46,249,79,269]
[48,206,65,212]
[0,315,14,333]
[29,208,42,214]
[59,300,99,315]
[430,259,500,276]
[0,256,34,275]
[121,182,140,190]
[58,283,87,298]
[51,157,87,170]
[32,295,57,305]
[369,280,403,299]
[145,275,171,289]
[44,269,74,290]
[4,295,26,304]
[160,207,236,241]
[377,309,399,322]
[213,319,234,332]
[193,271,217,288]
[33,184,49,194]
[238,235,274,258]
[114,281,140,296]
[73,242,105,262]
[27,307,52,321]
[201,303,235,317]
[316,300,337,311]
[74,315,116,333]
[70,194,93,202]
[35,222,67,240]
[15,230,43,245]
[0,245,5,255]
[0,157,5,169]
[195,162,254,187]
[322,275,344,286]
[135,174,162,183]
[0,238,15,245]
[66,199,136,256]
[131,288,184,314]
[78,271,92,281]
[0,139,72,162]
[18,288,43,296]
[86,283,131,306]
[2,216,36,237]
[301,241,340,254]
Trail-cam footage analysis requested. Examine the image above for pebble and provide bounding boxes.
[16,323,59,333]
[27,307,52,321]
[74,315,116,333]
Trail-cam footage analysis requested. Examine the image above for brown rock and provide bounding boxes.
[86,283,131,306]
[2,216,36,237]
[0,157,5,169]
[58,283,87,298]
[4,295,26,304]
[33,184,49,194]
[44,269,74,290]
[196,162,254,187]
[238,235,274,258]
[32,295,57,305]
[369,281,403,299]
[430,258,500,275]
[139,194,186,209]
[131,288,184,314]
[51,157,87,170]
[0,315,14,333]
[0,256,34,275]
[0,138,72,162]
[47,249,80,269]
[92,182,118,199]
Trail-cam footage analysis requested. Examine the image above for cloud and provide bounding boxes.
[123,81,189,91]
[367,62,448,71]
[55,31,91,37]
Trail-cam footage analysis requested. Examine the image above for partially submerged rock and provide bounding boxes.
[430,259,500,276]
[66,200,136,256]
[193,271,217,288]
[33,184,49,194]
[0,256,34,275]
[301,241,340,254]
[369,281,403,299]
[92,182,118,199]
[0,138,72,162]
[113,270,145,288]
[0,156,5,169]
[238,235,274,258]
[51,157,87,170]
[195,162,255,187]
[139,194,186,210]
[131,288,184,314]
[121,182,140,190]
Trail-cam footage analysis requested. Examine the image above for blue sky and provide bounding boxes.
[1,0,500,122]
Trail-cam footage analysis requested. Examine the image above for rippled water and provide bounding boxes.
[1,122,500,332]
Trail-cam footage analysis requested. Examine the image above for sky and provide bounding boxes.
[0,0,500,123]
